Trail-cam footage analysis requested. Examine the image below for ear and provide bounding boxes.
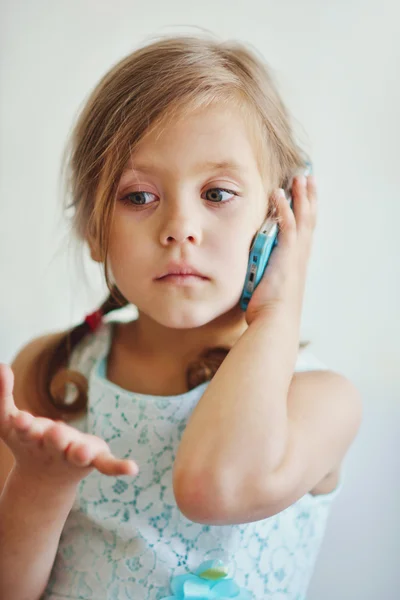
[89,247,102,263]
[87,236,102,263]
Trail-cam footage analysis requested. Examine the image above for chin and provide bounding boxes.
[153,307,217,330]
[146,298,241,330]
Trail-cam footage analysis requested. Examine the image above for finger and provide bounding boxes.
[11,411,34,436]
[307,175,318,216]
[42,421,80,456]
[12,413,54,443]
[292,176,312,228]
[66,439,99,467]
[65,433,111,468]
[92,451,139,477]
[275,189,296,245]
[0,364,18,435]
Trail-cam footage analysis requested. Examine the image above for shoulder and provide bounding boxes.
[10,321,111,415]
[10,329,68,414]
[292,347,361,496]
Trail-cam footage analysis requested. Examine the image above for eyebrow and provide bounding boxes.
[121,159,248,179]
[193,159,246,176]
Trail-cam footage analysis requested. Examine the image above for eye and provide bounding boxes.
[203,188,238,205]
[119,187,238,209]
[120,191,157,207]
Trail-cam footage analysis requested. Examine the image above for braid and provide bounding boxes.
[185,340,310,391]
[186,346,232,390]
[39,285,129,420]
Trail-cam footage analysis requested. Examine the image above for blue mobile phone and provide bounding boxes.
[239,161,313,311]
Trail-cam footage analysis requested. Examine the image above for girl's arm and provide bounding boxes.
[0,335,138,600]
[0,469,78,600]
[173,176,363,524]
[0,332,74,600]
[173,311,362,524]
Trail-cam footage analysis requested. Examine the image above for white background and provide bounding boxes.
[1,1,399,598]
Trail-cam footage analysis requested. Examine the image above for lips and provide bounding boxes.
[156,262,208,280]
[159,274,204,279]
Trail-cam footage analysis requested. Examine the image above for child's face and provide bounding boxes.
[107,103,268,329]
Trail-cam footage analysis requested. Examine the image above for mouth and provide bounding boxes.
[155,262,209,281]
[156,273,208,285]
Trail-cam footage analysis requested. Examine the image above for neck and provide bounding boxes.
[120,306,248,365]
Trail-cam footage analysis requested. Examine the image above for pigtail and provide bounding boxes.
[36,285,128,421]
[185,339,311,390]
[186,346,232,390]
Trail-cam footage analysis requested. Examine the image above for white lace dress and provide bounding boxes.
[41,319,342,600]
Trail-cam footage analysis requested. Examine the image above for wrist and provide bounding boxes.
[9,464,78,504]
[249,303,300,335]
[248,306,301,368]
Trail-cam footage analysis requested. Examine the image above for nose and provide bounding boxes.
[158,198,202,247]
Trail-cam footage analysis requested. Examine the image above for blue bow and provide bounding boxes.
[161,560,252,599]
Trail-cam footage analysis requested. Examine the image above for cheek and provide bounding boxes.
[211,228,253,283]
[108,217,147,265]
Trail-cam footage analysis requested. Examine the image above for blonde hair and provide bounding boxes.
[38,32,310,420]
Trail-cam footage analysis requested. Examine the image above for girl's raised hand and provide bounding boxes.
[0,363,139,487]
[245,174,318,326]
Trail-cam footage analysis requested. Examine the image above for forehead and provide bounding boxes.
[120,103,263,181]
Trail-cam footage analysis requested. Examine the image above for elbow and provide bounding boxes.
[172,466,233,525]
[172,465,281,524]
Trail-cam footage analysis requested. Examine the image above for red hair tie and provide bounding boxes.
[84,309,103,332]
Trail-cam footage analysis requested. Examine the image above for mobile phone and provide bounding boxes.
[239,161,313,311]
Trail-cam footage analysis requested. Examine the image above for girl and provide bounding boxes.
[0,33,362,600]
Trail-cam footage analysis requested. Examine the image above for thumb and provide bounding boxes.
[0,364,18,434]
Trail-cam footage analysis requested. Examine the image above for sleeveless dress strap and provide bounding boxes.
[295,347,328,371]
[66,321,113,432]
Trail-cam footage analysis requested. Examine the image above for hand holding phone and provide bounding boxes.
[239,161,313,311]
